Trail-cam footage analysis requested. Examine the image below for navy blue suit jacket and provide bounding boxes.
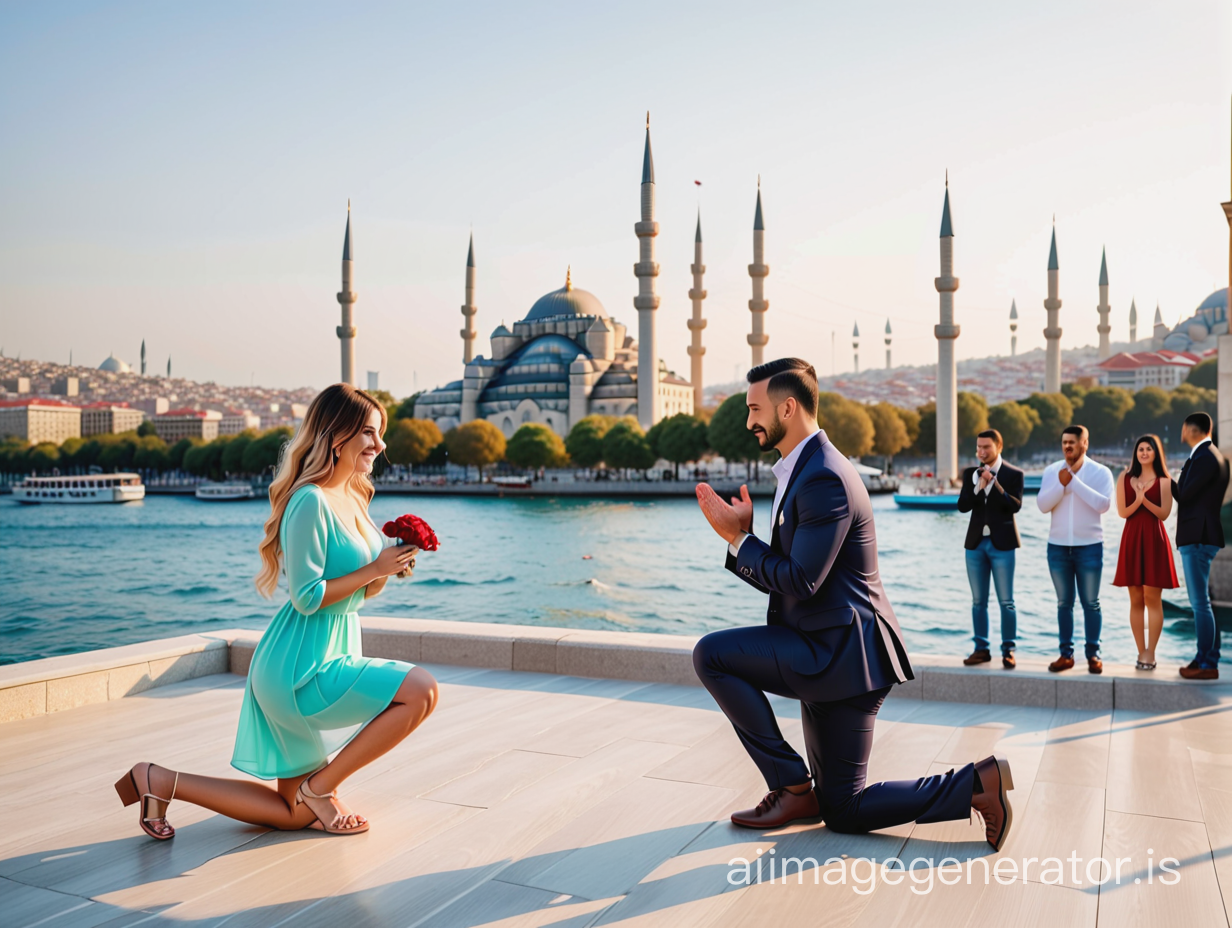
[725,430,914,701]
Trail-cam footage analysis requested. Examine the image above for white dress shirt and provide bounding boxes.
[973,454,1003,536]
[1035,456,1115,546]
[1190,436,1212,457]
[728,428,822,556]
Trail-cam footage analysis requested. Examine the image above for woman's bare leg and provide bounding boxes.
[1127,586,1146,660]
[142,763,315,830]
[1143,586,1164,662]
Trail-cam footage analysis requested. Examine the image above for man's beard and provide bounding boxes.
[754,413,787,450]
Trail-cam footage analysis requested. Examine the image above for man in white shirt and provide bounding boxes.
[1035,425,1115,673]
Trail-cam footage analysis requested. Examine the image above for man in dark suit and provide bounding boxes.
[957,428,1024,669]
[1174,412,1229,680]
[694,358,1014,850]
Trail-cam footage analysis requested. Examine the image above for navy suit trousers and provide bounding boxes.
[694,625,975,832]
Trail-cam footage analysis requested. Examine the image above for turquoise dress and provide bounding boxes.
[231,484,413,779]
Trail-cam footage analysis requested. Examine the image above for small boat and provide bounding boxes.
[1023,473,1043,493]
[491,476,533,490]
[195,482,255,501]
[12,473,145,504]
[848,460,901,494]
[893,490,960,511]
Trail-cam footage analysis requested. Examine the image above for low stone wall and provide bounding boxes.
[2,618,1228,723]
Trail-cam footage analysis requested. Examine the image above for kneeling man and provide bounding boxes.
[694,358,1013,849]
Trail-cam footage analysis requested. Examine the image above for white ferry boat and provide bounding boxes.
[12,473,145,504]
[195,482,256,501]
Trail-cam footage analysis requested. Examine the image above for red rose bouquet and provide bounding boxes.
[382,514,439,577]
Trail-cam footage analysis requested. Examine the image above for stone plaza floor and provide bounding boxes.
[1,664,1230,927]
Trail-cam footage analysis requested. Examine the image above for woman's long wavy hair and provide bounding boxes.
[255,383,387,597]
[1127,433,1171,481]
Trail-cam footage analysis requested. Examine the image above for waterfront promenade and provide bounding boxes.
[2,622,1230,927]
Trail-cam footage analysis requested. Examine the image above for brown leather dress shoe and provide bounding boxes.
[1180,665,1219,680]
[731,786,821,829]
[1048,655,1074,673]
[964,649,992,666]
[1088,658,1103,674]
[1002,653,1016,669]
[971,755,1014,851]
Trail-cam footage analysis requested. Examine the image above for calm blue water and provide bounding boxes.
[1,492,1222,668]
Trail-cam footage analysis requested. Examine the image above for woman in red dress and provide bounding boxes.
[1113,434,1178,670]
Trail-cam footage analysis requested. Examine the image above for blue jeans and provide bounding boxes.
[965,537,1017,654]
[1046,542,1104,660]
[1178,544,1222,668]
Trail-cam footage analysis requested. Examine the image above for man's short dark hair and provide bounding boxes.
[1184,412,1213,435]
[1062,425,1087,440]
[747,357,818,418]
[977,429,1003,448]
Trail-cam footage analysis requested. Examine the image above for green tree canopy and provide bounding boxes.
[221,431,256,475]
[956,391,990,439]
[136,420,157,438]
[182,442,211,477]
[1022,392,1074,447]
[386,418,444,466]
[655,413,709,477]
[0,438,30,473]
[447,420,506,473]
[867,402,910,457]
[132,435,171,472]
[1123,387,1172,440]
[1075,386,1134,447]
[894,405,921,449]
[914,402,937,456]
[241,428,291,476]
[97,435,136,472]
[168,437,199,470]
[1187,357,1217,390]
[565,415,615,468]
[817,392,875,457]
[392,392,423,421]
[602,420,655,474]
[27,442,61,472]
[505,423,567,470]
[707,393,761,465]
[987,402,1039,452]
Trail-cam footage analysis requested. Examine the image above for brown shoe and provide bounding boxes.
[731,786,821,829]
[1002,653,1016,669]
[1048,655,1074,673]
[1180,665,1219,680]
[964,649,992,666]
[971,755,1014,851]
[1088,658,1103,675]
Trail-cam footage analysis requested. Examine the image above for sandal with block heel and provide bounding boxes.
[296,774,369,836]
[114,763,178,840]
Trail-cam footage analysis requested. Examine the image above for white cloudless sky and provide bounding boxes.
[2,0,1230,398]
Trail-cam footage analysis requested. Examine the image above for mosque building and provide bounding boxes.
[413,121,696,438]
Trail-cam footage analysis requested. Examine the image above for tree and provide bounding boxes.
[914,402,937,455]
[1169,384,1218,449]
[392,392,423,421]
[817,392,875,457]
[446,420,506,475]
[565,415,615,468]
[168,437,200,470]
[97,435,136,472]
[59,436,87,470]
[136,420,157,438]
[0,438,30,474]
[707,393,761,472]
[241,428,292,476]
[1123,387,1172,440]
[956,391,990,440]
[867,402,910,458]
[506,423,567,470]
[182,442,210,477]
[987,402,1039,453]
[894,405,921,449]
[27,442,60,472]
[385,418,444,466]
[1076,386,1134,447]
[132,435,170,472]
[1188,357,1217,390]
[655,413,709,478]
[602,419,655,475]
[221,431,256,475]
[1022,392,1074,448]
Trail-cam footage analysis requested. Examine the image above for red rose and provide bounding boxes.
[381,513,439,551]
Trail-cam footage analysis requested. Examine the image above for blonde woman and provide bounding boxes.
[114,384,437,838]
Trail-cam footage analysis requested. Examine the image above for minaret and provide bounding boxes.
[747,178,770,367]
[934,177,960,484]
[1043,222,1063,393]
[166,356,171,378]
[1096,248,1112,360]
[460,233,478,364]
[634,114,660,430]
[140,339,146,376]
[852,322,860,373]
[1129,298,1138,343]
[1009,300,1019,356]
[884,319,892,369]
[336,202,358,386]
[1152,303,1169,347]
[687,211,707,411]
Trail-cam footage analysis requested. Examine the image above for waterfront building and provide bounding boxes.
[1097,249,1112,361]
[934,177,960,483]
[0,398,82,444]
[413,122,693,438]
[747,180,769,368]
[336,203,357,387]
[1043,224,1063,393]
[153,408,222,442]
[218,409,261,435]
[1096,349,1205,390]
[81,402,144,436]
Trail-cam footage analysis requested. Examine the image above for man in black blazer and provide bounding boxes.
[1174,412,1229,680]
[694,358,1014,851]
[957,429,1024,669]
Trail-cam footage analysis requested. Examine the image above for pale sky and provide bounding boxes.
[2,1,1230,399]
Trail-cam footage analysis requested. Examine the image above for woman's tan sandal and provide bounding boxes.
[114,763,178,841]
[296,775,369,836]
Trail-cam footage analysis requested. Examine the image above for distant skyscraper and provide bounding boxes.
[1096,248,1111,361]
[747,179,769,368]
[934,176,960,483]
[634,114,660,429]
[1043,223,1063,393]
[461,233,478,364]
[884,319,892,369]
[367,371,380,391]
[336,202,358,386]
[852,321,860,373]
[1129,297,1138,343]
[140,339,147,376]
[1009,300,1018,357]
[687,211,707,411]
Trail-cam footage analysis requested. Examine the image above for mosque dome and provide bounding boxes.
[523,280,607,322]
[99,354,131,373]
[1197,288,1228,313]
[478,333,584,408]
